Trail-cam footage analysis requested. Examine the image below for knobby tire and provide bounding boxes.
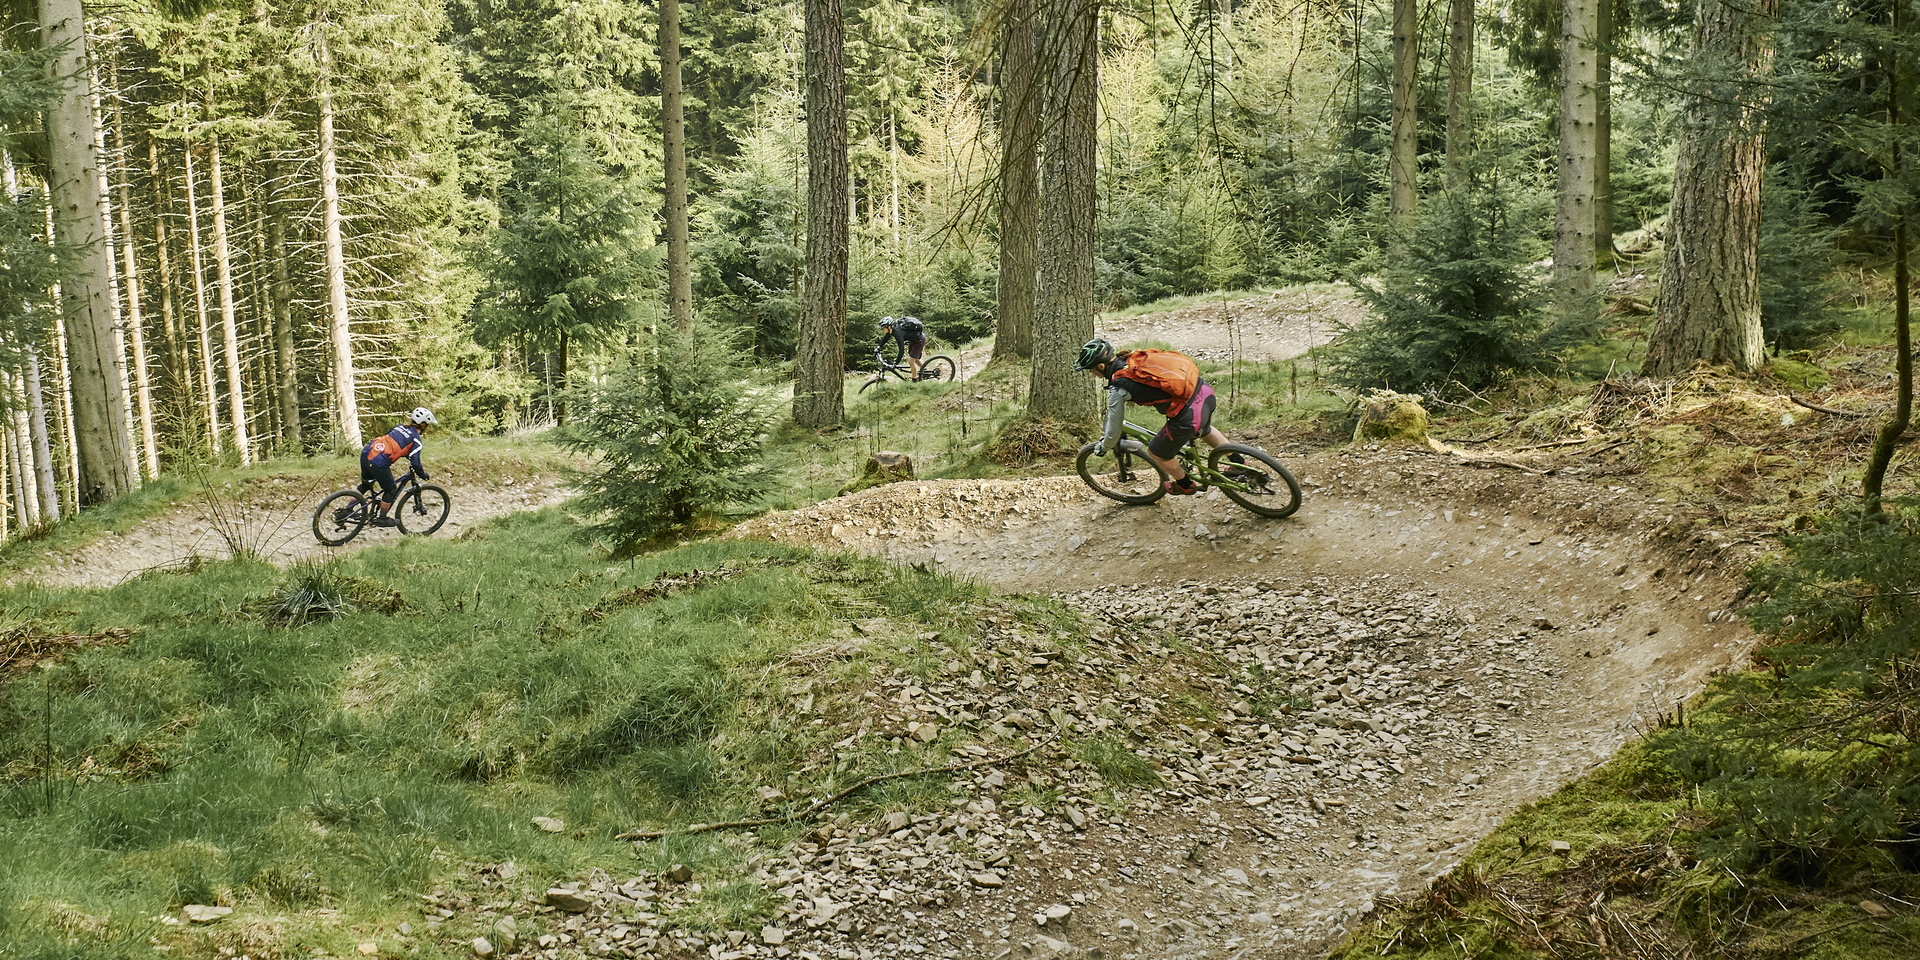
[1076,442,1168,505]
[313,490,370,546]
[397,484,452,536]
[1211,444,1302,518]
[918,356,956,382]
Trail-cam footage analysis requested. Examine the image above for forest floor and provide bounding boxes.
[16,282,1899,959]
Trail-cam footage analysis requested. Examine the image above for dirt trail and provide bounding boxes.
[724,449,1756,958]
[17,469,572,589]
[13,290,1761,958]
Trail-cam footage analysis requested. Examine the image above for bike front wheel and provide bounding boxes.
[396,484,451,536]
[857,374,890,394]
[916,356,956,382]
[1077,442,1168,505]
[313,490,371,545]
[1211,444,1302,519]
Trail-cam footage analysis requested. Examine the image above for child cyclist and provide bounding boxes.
[362,407,436,526]
[1075,338,1242,496]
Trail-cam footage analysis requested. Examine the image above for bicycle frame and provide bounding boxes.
[357,470,421,502]
[868,347,914,381]
[1115,420,1259,494]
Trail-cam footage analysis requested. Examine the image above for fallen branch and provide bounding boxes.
[1509,435,1606,452]
[1424,437,1548,475]
[1789,393,1872,418]
[616,732,1060,841]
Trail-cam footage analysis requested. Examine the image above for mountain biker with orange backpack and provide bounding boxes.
[1076,338,1239,497]
[362,407,436,526]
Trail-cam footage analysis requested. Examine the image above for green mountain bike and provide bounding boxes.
[1076,420,1302,518]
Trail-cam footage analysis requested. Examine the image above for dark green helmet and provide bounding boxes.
[1076,338,1116,372]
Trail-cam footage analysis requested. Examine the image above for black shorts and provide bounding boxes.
[1148,386,1216,460]
[904,338,925,360]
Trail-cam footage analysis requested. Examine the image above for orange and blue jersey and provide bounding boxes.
[363,424,425,475]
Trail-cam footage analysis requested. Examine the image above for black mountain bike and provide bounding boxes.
[858,345,956,392]
[312,469,451,545]
[1076,420,1302,519]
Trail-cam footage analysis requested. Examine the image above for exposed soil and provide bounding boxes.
[16,468,572,590]
[717,448,1755,959]
[16,288,1767,959]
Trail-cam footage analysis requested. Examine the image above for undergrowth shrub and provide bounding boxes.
[1327,170,1554,395]
[1640,498,1920,883]
[557,324,779,553]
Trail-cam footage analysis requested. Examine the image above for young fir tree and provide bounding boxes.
[1329,168,1554,395]
[555,324,779,555]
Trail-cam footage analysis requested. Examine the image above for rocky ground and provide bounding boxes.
[395,448,1757,960]
[682,445,1755,960]
[25,288,1764,959]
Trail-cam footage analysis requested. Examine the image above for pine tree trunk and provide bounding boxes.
[661,0,694,333]
[993,0,1039,364]
[87,66,139,485]
[317,18,363,447]
[1444,0,1473,186]
[1594,0,1614,267]
[183,144,225,452]
[1554,0,1599,313]
[1644,0,1777,376]
[270,189,302,451]
[111,95,159,480]
[149,135,186,397]
[4,391,29,529]
[208,135,251,464]
[793,0,850,431]
[25,346,60,522]
[39,0,134,506]
[1863,0,1910,512]
[1389,0,1417,226]
[48,308,82,515]
[1029,0,1099,425]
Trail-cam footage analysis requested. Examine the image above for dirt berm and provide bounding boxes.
[713,442,1757,959]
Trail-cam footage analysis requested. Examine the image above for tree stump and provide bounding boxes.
[1352,391,1430,445]
[861,451,915,484]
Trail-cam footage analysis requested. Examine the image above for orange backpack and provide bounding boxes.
[1117,349,1200,415]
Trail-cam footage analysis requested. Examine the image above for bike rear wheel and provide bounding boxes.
[313,490,371,545]
[396,484,451,536]
[1077,442,1168,505]
[1211,444,1302,518]
[916,355,956,382]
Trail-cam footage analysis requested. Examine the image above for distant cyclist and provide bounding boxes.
[1076,338,1240,497]
[362,407,435,526]
[878,315,927,381]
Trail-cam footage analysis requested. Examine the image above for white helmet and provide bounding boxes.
[410,406,437,425]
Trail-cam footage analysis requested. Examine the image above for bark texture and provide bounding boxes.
[1028,0,1099,425]
[316,19,363,446]
[41,0,134,505]
[1445,0,1474,185]
[1644,0,1778,376]
[793,0,850,430]
[993,0,1039,365]
[1554,0,1599,311]
[1389,0,1417,226]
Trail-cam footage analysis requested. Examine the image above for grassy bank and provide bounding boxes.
[0,507,1034,956]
